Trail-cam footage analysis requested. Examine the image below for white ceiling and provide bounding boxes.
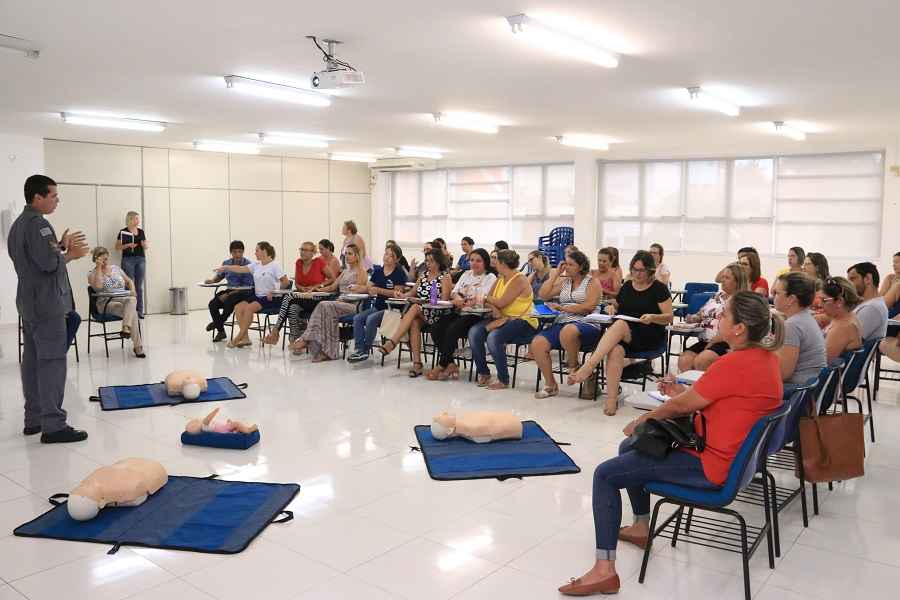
[1,0,899,165]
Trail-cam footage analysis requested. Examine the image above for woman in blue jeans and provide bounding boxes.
[347,245,409,363]
[468,250,538,389]
[117,211,147,318]
[559,291,784,596]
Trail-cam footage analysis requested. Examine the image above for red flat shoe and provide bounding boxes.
[618,527,649,549]
[558,574,620,596]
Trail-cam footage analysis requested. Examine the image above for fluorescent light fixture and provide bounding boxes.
[556,134,609,151]
[330,152,376,163]
[61,112,166,132]
[686,87,740,117]
[193,140,260,155]
[433,112,499,134]
[224,75,331,107]
[506,14,619,68]
[259,133,329,148]
[395,146,443,160]
[0,34,40,58]
[773,121,806,141]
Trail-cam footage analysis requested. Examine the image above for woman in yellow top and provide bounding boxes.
[468,249,539,390]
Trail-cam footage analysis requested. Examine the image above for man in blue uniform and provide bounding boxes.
[8,175,90,443]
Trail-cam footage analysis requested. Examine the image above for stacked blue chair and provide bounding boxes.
[537,226,574,267]
[638,403,790,600]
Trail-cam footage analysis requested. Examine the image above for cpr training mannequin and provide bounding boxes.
[68,458,168,521]
[165,370,208,400]
[185,407,258,435]
[431,411,523,443]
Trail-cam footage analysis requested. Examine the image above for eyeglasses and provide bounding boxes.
[630,267,647,274]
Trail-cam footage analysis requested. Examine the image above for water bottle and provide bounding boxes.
[429,279,438,305]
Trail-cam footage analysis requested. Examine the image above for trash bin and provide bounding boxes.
[169,287,187,315]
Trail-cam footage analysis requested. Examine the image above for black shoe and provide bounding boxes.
[138,314,145,319]
[23,425,41,436]
[213,331,228,342]
[41,426,88,444]
[134,350,146,358]
[206,322,218,331]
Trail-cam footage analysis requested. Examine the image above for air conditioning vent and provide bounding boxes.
[372,157,437,172]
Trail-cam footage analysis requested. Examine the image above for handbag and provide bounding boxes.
[485,273,529,332]
[377,309,408,343]
[632,414,707,459]
[797,411,865,483]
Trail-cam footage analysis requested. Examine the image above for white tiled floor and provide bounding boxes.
[0,312,899,599]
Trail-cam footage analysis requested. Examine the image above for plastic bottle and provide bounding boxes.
[429,279,438,305]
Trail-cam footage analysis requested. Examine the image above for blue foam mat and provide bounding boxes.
[14,476,299,554]
[92,377,247,411]
[181,429,261,450]
[413,420,580,481]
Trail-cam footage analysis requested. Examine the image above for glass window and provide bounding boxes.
[686,160,727,218]
[602,221,640,250]
[641,221,682,253]
[420,170,447,215]
[512,166,542,217]
[777,176,881,200]
[603,163,640,217]
[510,220,546,246]
[546,164,575,216]
[731,159,774,218]
[393,172,418,216]
[778,152,882,177]
[448,167,510,185]
[644,162,682,217]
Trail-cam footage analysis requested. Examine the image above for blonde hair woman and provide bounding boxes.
[341,220,372,271]
[88,246,144,357]
[116,211,147,318]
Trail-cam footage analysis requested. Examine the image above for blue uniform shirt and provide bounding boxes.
[218,257,253,287]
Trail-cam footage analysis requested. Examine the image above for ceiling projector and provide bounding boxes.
[307,36,365,89]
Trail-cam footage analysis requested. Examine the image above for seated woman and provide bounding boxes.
[775,246,805,280]
[739,250,769,296]
[569,251,673,416]
[385,239,412,275]
[678,262,748,372]
[87,246,145,358]
[607,246,623,283]
[318,239,341,283]
[592,247,622,301]
[558,292,783,596]
[879,251,900,296]
[879,278,900,363]
[772,272,827,389]
[527,250,551,298]
[821,276,862,365]
[379,250,453,377]
[217,242,290,348]
[426,248,496,380]
[290,244,369,361]
[469,249,539,390]
[264,241,328,345]
[530,250,603,400]
[802,251,831,328]
[649,243,670,287]
[347,244,409,363]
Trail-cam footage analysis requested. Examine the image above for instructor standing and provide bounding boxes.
[8,175,90,443]
[117,211,147,318]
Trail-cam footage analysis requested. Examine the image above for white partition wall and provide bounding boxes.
[43,140,371,314]
[49,184,99,316]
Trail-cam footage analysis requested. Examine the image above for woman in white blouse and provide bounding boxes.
[426,248,497,380]
[87,246,144,357]
[649,243,671,287]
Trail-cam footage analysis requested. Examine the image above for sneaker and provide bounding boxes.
[41,426,88,444]
[347,350,369,363]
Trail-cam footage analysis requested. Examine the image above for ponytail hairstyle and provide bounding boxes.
[777,271,817,308]
[729,291,784,351]
[822,276,860,309]
[606,246,621,269]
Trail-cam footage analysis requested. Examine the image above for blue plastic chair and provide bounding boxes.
[839,337,881,442]
[666,291,716,365]
[676,282,719,319]
[86,287,128,358]
[537,226,574,267]
[638,403,790,600]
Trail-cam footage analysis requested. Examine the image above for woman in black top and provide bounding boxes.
[568,251,672,415]
[116,211,148,318]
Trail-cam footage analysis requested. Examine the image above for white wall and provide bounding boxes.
[44,140,371,313]
[0,134,45,326]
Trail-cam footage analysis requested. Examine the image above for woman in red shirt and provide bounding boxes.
[739,250,769,297]
[264,241,328,345]
[559,291,784,596]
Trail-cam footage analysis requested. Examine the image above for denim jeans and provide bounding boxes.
[353,307,385,353]
[468,318,537,385]
[591,437,716,559]
[121,255,146,315]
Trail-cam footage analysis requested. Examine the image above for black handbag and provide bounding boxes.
[631,414,707,459]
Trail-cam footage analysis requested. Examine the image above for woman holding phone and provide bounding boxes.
[116,211,148,318]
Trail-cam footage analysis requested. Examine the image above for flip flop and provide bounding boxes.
[534,387,559,399]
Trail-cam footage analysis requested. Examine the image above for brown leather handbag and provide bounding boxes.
[797,411,865,483]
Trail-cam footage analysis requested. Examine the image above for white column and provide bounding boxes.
[573,151,599,260]
[370,171,391,253]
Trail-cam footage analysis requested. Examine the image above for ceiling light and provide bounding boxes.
[330,152,376,163]
[60,112,166,132]
[686,87,740,117]
[433,112,499,134]
[224,75,331,107]
[773,121,807,141]
[259,133,329,148]
[396,146,443,160]
[0,34,40,58]
[556,134,609,151]
[506,14,619,68]
[193,140,260,155]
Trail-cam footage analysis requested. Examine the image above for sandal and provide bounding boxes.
[476,374,491,387]
[442,363,460,380]
[426,367,445,380]
[379,339,396,356]
[487,380,508,390]
[263,327,280,345]
[534,386,559,399]
[408,362,424,378]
